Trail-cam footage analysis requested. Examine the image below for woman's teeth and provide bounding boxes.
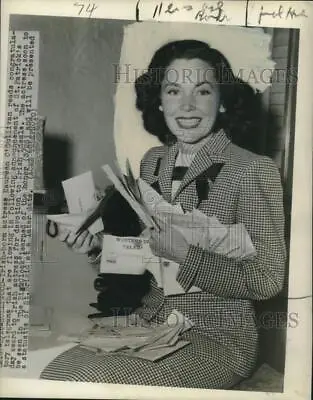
[176,118,201,128]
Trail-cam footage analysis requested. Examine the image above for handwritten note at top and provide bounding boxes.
[150,1,231,23]
[136,0,309,27]
[73,2,98,18]
[256,3,308,25]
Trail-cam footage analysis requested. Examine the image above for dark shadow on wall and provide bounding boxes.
[229,92,281,157]
[43,134,73,213]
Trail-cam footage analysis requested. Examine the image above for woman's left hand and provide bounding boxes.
[149,216,189,264]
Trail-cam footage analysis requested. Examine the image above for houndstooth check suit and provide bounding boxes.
[40,129,286,389]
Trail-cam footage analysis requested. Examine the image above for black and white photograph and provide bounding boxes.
[0,2,312,399]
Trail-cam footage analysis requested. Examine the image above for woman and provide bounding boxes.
[41,40,286,389]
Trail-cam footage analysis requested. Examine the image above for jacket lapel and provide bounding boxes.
[157,142,178,203]
[172,130,231,203]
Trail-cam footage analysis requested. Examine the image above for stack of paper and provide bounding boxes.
[58,310,193,362]
[47,171,104,235]
[102,164,255,259]
[101,161,158,229]
[99,161,256,296]
[137,177,256,259]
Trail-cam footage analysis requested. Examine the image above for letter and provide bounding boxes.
[165,67,179,84]
[246,69,259,85]
[182,67,193,84]
[287,67,298,84]
[259,311,275,329]
[260,68,273,84]
[288,312,299,328]
[112,63,132,83]
[276,311,287,329]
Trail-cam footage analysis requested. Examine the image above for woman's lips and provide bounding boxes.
[176,117,202,129]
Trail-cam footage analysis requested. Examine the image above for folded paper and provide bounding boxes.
[47,172,104,235]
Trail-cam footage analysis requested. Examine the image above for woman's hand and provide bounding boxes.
[149,217,189,264]
[58,227,101,254]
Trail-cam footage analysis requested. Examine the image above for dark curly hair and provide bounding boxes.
[135,39,262,151]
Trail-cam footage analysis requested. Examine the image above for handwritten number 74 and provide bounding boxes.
[74,2,98,18]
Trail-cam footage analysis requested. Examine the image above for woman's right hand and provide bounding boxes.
[58,227,101,254]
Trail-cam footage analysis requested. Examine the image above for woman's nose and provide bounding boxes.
[180,95,196,112]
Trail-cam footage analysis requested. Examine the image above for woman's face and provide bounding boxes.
[160,58,220,144]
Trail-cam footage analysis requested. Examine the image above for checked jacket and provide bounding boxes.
[136,129,287,377]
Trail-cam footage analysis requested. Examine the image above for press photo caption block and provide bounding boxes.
[0,31,39,369]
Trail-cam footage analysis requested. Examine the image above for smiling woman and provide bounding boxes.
[41,39,286,390]
[160,58,220,144]
[135,40,261,151]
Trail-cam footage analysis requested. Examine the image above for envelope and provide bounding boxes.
[62,171,97,214]
[100,235,159,275]
[48,171,104,235]
[47,211,103,235]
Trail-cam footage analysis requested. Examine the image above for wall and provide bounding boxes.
[266,28,293,168]
[10,16,132,187]
[9,16,133,332]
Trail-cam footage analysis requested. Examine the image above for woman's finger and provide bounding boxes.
[74,234,94,254]
[73,234,101,254]
[150,227,162,239]
[71,230,89,250]
[65,231,80,247]
[149,232,158,247]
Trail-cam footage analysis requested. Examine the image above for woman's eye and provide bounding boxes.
[167,88,179,95]
[197,89,211,95]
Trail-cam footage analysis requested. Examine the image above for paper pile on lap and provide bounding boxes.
[57,310,193,362]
